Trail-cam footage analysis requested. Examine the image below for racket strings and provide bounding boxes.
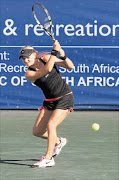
[34,5,51,31]
[32,3,55,41]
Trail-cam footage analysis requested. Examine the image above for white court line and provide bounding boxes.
[0,46,119,48]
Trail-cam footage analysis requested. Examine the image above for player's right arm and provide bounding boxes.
[25,55,56,82]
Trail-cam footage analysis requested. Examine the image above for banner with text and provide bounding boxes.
[0,0,119,109]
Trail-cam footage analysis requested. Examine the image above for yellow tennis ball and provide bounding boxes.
[92,123,100,131]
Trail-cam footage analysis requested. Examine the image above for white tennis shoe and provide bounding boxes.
[32,156,55,168]
[52,137,67,157]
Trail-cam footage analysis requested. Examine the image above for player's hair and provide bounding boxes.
[21,46,35,51]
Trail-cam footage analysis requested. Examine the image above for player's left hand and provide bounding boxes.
[58,48,65,57]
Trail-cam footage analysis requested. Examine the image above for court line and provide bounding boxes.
[0,46,119,48]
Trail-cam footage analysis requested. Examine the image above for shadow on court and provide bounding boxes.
[0,159,38,167]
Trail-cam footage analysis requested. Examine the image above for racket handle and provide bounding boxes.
[52,37,56,42]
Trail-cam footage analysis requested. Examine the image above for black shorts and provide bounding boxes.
[43,93,74,111]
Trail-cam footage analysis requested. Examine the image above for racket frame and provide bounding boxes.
[32,3,55,42]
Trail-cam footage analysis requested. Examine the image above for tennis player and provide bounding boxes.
[19,40,74,168]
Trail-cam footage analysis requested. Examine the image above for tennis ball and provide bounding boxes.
[92,123,100,131]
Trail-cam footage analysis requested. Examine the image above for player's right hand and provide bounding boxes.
[53,40,61,52]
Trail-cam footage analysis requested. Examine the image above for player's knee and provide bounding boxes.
[32,128,38,137]
[32,127,42,137]
[47,120,56,131]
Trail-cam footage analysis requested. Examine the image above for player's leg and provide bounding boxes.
[33,108,51,138]
[32,109,60,144]
[32,109,68,168]
[45,109,69,159]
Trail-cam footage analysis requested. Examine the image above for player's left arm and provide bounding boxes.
[55,57,74,70]
[56,48,75,69]
[43,51,75,70]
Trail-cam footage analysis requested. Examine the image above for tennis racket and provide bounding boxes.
[32,3,56,42]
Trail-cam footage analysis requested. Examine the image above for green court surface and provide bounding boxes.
[0,110,119,180]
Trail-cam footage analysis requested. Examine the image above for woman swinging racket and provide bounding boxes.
[19,40,74,168]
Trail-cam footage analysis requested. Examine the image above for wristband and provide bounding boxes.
[51,49,58,56]
[60,55,67,60]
